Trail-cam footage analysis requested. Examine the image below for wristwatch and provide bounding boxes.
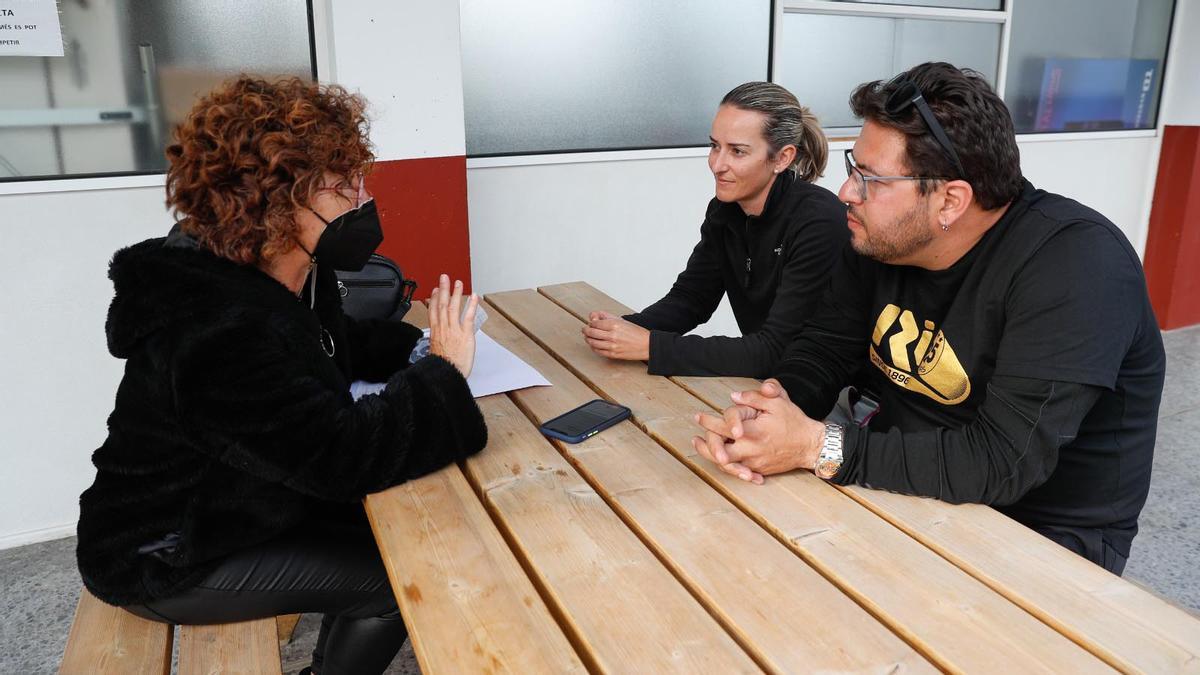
[814,422,845,480]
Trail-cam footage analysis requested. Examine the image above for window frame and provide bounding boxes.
[5,0,1175,185]
[777,0,1009,137]
[466,0,1174,168]
[780,0,1174,141]
[0,0,326,195]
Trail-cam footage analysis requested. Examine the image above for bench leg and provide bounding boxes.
[277,613,303,646]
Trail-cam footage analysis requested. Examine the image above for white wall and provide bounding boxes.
[1018,136,1158,251]
[325,0,466,160]
[467,152,726,329]
[467,134,1161,339]
[0,186,170,547]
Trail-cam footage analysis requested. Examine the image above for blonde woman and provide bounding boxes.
[584,82,847,377]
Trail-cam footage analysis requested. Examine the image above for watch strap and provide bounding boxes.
[815,421,845,480]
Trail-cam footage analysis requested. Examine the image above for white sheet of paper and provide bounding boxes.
[350,329,551,400]
[0,1,65,57]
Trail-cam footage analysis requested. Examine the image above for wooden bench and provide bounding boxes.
[60,588,286,675]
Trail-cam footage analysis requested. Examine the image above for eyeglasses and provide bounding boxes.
[885,78,967,180]
[843,149,952,202]
[317,174,372,211]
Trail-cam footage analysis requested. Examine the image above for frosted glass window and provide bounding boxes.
[776,13,1000,129]
[0,0,313,182]
[1004,0,1174,133]
[827,0,1002,9]
[460,0,769,156]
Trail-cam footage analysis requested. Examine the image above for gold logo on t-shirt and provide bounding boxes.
[869,304,971,405]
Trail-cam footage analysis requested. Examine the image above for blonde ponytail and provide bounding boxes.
[794,105,828,182]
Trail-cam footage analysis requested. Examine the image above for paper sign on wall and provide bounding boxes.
[0,0,64,57]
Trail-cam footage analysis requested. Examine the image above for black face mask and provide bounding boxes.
[311,199,383,271]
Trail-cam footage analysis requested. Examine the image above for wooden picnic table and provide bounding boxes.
[364,282,1200,674]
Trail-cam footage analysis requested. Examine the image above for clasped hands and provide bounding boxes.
[691,379,827,485]
[582,311,650,361]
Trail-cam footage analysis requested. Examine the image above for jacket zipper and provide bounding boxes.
[744,217,753,288]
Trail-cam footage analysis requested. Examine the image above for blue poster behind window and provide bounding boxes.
[1034,58,1159,132]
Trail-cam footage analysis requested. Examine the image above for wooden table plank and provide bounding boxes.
[469,386,759,673]
[839,486,1200,675]
[366,469,584,674]
[535,281,1113,673]
[363,303,585,675]
[178,618,281,675]
[486,289,932,674]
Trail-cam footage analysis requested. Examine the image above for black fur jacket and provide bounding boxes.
[77,235,487,606]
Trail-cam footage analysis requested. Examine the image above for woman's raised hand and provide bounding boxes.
[428,274,479,378]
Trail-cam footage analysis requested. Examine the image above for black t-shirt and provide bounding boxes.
[776,180,1165,559]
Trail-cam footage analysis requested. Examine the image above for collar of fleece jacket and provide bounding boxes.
[104,237,343,361]
[708,166,797,227]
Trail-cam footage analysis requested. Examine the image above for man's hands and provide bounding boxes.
[582,311,651,361]
[691,379,826,484]
[428,274,479,378]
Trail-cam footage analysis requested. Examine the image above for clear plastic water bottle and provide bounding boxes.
[409,304,487,364]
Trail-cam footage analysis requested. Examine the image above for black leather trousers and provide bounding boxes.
[124,519,405,675]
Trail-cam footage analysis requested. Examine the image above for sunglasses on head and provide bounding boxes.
[885,78,967,181]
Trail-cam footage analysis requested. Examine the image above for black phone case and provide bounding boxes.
[539,399,631,444]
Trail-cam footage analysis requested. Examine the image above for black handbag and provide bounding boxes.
[335,253,418,322]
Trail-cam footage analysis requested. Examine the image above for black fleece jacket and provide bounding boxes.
[624,172,847,377]
[77,237,487,606]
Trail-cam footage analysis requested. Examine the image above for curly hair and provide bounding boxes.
[165,76,374,265]
[849,62,1022,210]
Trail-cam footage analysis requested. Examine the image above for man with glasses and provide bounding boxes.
[693,62,1165,574]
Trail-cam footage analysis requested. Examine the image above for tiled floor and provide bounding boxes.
[4,326,1199,673]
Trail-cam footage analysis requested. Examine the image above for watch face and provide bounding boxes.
[816,457,840,480]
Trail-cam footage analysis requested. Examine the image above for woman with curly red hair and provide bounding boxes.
[76,76,484,674]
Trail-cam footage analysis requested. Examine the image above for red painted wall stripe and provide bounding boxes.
[366,155,472,298]
[1144,125,1200,330]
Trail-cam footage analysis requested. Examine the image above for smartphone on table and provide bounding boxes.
[539,399,632,444]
